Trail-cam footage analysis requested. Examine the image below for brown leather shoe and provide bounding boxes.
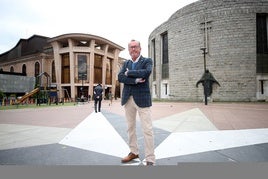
[121,152,139,163]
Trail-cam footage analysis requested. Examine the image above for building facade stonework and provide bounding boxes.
[149,0,268,102]
[0,34,124,102]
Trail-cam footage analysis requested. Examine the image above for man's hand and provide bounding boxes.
[124,68,129,76]
[136,78,145,83]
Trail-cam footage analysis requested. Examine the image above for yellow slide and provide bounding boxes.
[15,88,39,104]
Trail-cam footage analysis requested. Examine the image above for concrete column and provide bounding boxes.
[112,49,120,97]
[102,45,108,89]
[68,39,75,100]
[89,40,95,97]
[51,42,63,99]
[86,53,90,97]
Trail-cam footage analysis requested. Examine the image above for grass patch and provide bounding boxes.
[0,102,77,110]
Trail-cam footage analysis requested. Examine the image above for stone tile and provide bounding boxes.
[217,143,268,162]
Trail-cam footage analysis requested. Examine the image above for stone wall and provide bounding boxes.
[149,0,268,101]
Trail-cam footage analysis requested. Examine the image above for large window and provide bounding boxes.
[61,54,70,83]
[106,58,112,85]
[151,39,156,81]
[78,54,87,80]
[257,13,268,74]
[161,32,169,79]
[94,54,103,84]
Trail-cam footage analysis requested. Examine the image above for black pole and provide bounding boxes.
[200,47,207,105]
[203,50,206,72]
[200,47,207,72]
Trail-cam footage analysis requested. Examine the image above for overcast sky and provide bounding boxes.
[0,0,198,59]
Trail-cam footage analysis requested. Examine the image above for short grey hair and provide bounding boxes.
[128,39,141,47]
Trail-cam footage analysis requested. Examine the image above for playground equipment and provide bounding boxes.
[15,72,60,105]
[36,72,58,105]
[15,88,39,104]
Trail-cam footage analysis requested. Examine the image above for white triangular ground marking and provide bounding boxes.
[59,112,129,158]
[121,158,142,166]
[153,108,218,132]
[155,128,268,159]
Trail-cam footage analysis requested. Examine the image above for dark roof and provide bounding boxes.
[0,70,26,76]
[0,35,50,62]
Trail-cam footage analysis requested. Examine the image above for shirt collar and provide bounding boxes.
[130,55,141,63]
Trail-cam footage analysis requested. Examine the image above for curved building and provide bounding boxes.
[48,33,124,101]
[149,0,268,102]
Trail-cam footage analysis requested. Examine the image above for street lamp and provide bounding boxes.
[200,47,207,72]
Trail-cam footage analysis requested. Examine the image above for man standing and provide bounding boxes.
[118,39,155,166]
[93,84,103,113]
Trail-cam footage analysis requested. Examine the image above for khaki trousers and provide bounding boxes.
[124,96,155,163]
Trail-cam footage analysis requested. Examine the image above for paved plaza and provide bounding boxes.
[0,100,268,165]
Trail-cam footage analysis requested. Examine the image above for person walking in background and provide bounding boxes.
[93,84,103,113]
[118,39,155,166]
[108,90,113,106]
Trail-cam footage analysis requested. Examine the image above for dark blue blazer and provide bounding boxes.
[93,85,103,100]
[118,56,152,107]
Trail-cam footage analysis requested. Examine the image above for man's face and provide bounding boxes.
[128,41,141,61]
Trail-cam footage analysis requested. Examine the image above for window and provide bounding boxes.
[106,58,112,85]
[52,61,56,83]
[35,62,40,77]
[61,54,70,83]
[151,39,156,81]
[162,32,169,64]
[78,54,87,80]
[161,32,169,79]
[256,13,268,73]
[154,84,157,96]
[164,83,168,95]
[22,64,26,75]
[10,66,14,72]
[94,54,103,84]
